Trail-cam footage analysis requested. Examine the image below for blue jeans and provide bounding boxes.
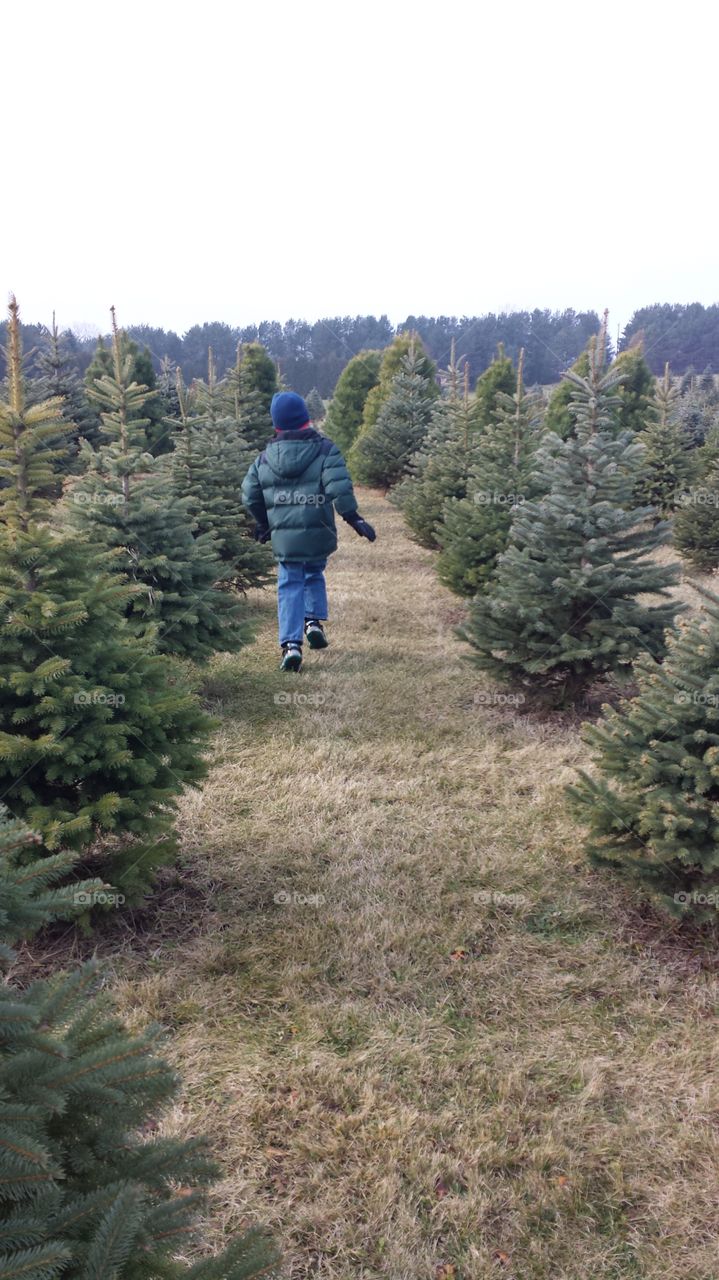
[277,559,328,646]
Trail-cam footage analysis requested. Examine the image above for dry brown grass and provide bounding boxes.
[100,494,719,1278]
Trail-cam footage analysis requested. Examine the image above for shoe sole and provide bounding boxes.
[280,654,303,672]
[306,631,328,650]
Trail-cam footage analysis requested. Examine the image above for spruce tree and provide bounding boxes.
[460,335,681,706]
[673,463,719,571]
[569,584,719,918]
[612,344,655,435]
[635,363,695,518]
[225,341,278,449]
[85,332,168,455]
[323,349,381,455]
[305,386,325,422]
[544,349,590,438]
[33,314,97,468]
[471,343,516,432]
[393,351,474,549]
[0,298,212,898]
[0,806,107,950]
[437,350,544,596]
[348,345,436,489]
[71,312,247,660]
[354,333,437,444]
[169,369,273,592]
[0,910,278,1277]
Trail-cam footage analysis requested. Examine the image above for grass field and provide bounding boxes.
[32,492,719,1279]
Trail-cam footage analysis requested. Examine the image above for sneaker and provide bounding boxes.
[280,642,303,672]
[304,618,328,650]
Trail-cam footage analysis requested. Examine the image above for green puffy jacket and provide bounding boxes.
[241,428,359,563]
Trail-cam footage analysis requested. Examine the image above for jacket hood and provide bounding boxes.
[262,428,324,480]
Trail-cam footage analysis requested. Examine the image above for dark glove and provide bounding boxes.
[343,510,377,542]
[253,524,271,543]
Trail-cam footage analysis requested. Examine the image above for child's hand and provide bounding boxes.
[353,517,376,542]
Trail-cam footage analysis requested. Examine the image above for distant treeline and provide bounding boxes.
[2,303,717,398]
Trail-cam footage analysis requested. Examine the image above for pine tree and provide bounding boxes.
[634,364,695,518]
[393,351,474,549]
[355,333,437,444]
[71,311,247,660]
[0,298,212,898]
[568,584,719,918]
[437,350,545,596]
[323,349,381,455]
[544,349,591,438]
[0,924,278,1277]
[348,345,436,489]
[33,314,97,469]
[460,335,681,706]
[225,341,278,449]
[169,369,273,592]
[612,344,655,435]
[0,806,107,951]
[673,462,719,571]
[471,343,515,432]
[305,386,325,422]
[85,332,169,455]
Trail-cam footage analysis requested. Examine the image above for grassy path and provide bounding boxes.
[114,492,718,1280]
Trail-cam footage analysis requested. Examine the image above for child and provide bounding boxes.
[241,391,377,671]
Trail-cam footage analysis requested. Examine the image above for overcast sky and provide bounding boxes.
[4,0,717,339]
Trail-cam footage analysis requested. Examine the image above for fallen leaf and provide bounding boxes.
[556,1174,569,1187]
[435,1178,449,1199]
[449,947,468,961]
[493,1251,510,1266]
[435,1265,456,1279]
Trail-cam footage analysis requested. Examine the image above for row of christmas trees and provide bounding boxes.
[1,302,283,1272]
[326,323,719,921]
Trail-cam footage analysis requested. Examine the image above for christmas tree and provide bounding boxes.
[305,386,325,422]
[437,350,544,596]
[169,368,273,592]
[323,349,381,455]
[0,918,278,1277]
[471,343,516,432]
[349,344,436,489]
[72,311,247,660]
[569,584,719,918]
[33,313,97,469]
[673,462,719,571]
[0,297,212,898]
[394,349,474,549]
[85,331,169,455]
[634,363,695,518]
[354,333,437,444]
[460,335,681,706]
[0,806,107,950]
[612,344,655,434]
[225,341,278,449]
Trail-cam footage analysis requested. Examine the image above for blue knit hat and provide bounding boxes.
[271,391,310,432]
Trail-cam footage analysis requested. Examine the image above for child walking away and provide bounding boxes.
[241,391,377,671]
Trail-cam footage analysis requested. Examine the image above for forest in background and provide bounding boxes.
[1,301,718,399]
